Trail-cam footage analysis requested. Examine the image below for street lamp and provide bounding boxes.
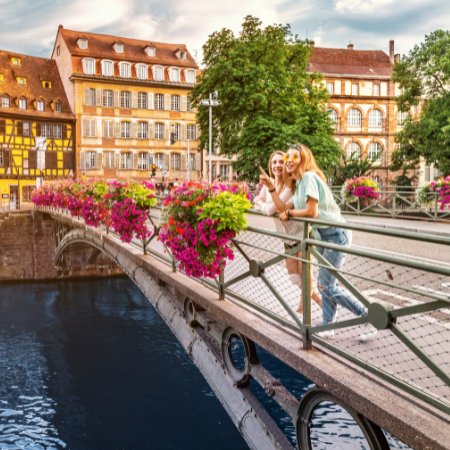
[199,91,221,183]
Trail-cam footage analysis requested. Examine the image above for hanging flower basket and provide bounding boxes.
[341,177,381,207]
[416,176,450,210]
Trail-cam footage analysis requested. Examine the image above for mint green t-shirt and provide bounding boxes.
[290,172,343,236]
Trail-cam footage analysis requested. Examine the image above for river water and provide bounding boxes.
[0,277,410,449]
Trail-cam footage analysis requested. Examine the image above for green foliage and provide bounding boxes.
[329,153,375,186]
[190,15,341,183]
[391,30,450,176]
[199,191,252,232]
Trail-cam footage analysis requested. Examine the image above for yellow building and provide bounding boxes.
[0,50,75,209]
[52,26,201,184]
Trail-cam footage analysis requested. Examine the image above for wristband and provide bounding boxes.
[286,209,291,220]
[268,188,276,193]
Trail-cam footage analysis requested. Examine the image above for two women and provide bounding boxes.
[259,144,377,342]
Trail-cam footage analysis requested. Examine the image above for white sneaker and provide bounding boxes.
[317,329,335,339]
[359,322,378,342]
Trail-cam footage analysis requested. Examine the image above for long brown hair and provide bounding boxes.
[268,151,295,194]
[285,144,327,183]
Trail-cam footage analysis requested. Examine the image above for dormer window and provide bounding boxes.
[179,51,186,60]
[37,101,45,111]
[114,43,124,53]
[175,49,186,60]
[2,97,10,108]
[145,46,156,57]
[186,70,196,84]
[12,58,20,66]
[19,78,25,86]
[19,99,27,110]
[82,59,95,75]
[43,81,51,89]
[119,62,131,78]
[153,66,164,81]
[136,64,147,80]
[78,39,88,50]
[102,60,114,76]
[55,102,62,113]
[170,68,180,82]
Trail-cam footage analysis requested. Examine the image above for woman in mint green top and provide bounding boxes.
[259,143,377,342]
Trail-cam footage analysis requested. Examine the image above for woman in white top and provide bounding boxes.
[253,151,322,313]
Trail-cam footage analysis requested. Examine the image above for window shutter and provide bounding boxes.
[115,121,121,138]
[62,125,67,139]
[82,60,86,73]
[29,151,37,169]
[45,151,52,169]
[109,121,114,138]
[132,92,138,109]
[148,122,154,139]
[17,122,23,137]
[181,153,187,171]
[148,93,154,110]
[133,152,139,170]
[63,151,69,170]
[84,88,90,105]
[4,150,10,168]
[181,123,187,140]
[114,90,120,107]
[96,89,102,106]
[132,122,138,139]
[97,152,102,170]
[115,153,120,169]
[181,95,187,112]
[90,119,96,137]
[165,94,171,111]
[195,154,201,171]
[83,119,88,136]
[164,153,170,169]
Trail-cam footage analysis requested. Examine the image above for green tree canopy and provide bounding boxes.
[391,30,450,176]
[329,153,376,186]
[190,16,342,183]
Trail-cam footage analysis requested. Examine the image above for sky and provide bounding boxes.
[1,0,450,61]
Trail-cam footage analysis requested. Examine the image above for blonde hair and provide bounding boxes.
[268,151,295,194]
[286,143,327,183]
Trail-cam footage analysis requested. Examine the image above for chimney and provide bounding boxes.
[309,41,315,47]
[347,44,354,50]
[394,53,400,63]
[389,40,394,63]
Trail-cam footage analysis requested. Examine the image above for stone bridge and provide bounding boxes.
[34,207,450,449]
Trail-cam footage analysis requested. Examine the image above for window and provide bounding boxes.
[13,59,18,66]
[153,67,164,81]
[19,78,24,85]
[104,152,115,169]
[23,123,30,136]
[368,109,382,127]
[85,152,96,169]
[220,165,228,179]
[84,59,94,75]
[178,51,186,60]
[171,123,180,139]
[44,82,50,89]
[121,121,131,138]
[346,142,361,160]
[40,124,51,138]
[352,83,359,96]
[397,111,409,126]
[373,85,380,96]
[103,90,113,107]
[19,99,27,110]
[326,108,337,124]
[187,125,196,140]
[138,92,147,109]
[1,97,10,108]
[154,94,164,110]
[137,65,147,79]
[57,46,60,56]
[368,143,382,161]
[85,88,95,106]
[84,119,96,137]
[138,153,148,170]
[37,101,45,111]
[186,70,196,84]
[138,122,148,139]
[187,96,192,112]
[155,123,164,139]
[115,43,124,53]
[171,95,180,111]
[145,47,156,57]
[102,61,114,76]
[78,39,88,50]
[425,166,430,182]
[190,154,196,170]
[347,108,361,126]
[120,63,131,78]
[120,91,131,108]
[54,125,62,139]
[327,82,334,95]
[171,153,180,170]
[121,153,132,169]
[55,102,62,113]
[155,153,164,168]
[170,68,180,82]
[103,120,114,138]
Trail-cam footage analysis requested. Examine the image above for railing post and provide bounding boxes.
[357,198,360,216]
[219,269,225,300]
[392,193,396,219]
[302,222,312,350]
[434,194,438,223]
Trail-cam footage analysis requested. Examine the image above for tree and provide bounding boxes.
[329,152,376,186]
[190,16,342,183]
[391,30,450,177]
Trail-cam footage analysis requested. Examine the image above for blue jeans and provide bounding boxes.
[316,226,366,324]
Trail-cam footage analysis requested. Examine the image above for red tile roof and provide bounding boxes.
[59,28,199,69]
[0,50,74,119]
[308,47,392,77]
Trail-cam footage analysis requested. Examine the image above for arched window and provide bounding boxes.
[121,152,132,170]
[103,90,113,107]
[187,124,196,140]
[347,109,362,127]
[155,123,165,139]
[138,92,147,109]
[346,142,361,160]
[326,108,337,125]
[154,94,164,110]
[368,109,383,127]
[171,95,180,111]
[120,91,131,108]
[397,111,409,126]
[368,143,382,161]
[171,123,180,139]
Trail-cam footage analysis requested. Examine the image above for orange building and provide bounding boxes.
[51,26,201,183]
[0,50,75,209]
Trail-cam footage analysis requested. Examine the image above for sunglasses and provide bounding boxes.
[283,153,300,162]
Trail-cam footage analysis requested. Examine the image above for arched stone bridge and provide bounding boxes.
[44,208,450,450]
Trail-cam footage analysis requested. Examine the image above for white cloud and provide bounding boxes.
[334,0,395,15]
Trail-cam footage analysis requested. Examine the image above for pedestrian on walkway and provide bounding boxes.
[254,151,322,314]
[259,144,377,342]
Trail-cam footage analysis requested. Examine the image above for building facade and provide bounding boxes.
[309,40,418,185]
[52,26,201,184]
[0,50,75,209]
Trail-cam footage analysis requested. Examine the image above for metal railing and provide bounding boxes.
[328,185,450,223]
[43,203,450,417]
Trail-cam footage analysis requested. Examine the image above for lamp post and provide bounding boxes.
[199,91,221,183]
